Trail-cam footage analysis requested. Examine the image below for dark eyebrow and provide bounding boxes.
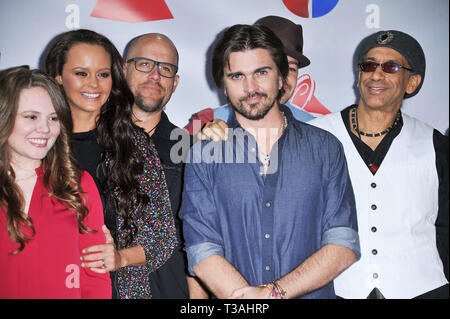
[226,66,272,78]
[255,66,272,73]
[71,67,111,72]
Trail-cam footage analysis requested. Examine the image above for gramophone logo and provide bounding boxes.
[289,74,330,116]
[282,0,339,18]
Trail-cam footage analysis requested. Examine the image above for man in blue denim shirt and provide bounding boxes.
[180,24,360,299]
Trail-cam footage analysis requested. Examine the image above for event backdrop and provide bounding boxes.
[0,0,448,134]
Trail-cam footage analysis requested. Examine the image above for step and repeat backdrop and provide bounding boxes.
[0,0,448,134]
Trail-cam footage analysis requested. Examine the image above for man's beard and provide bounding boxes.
[134,93,165,113]
[230,92,276,120]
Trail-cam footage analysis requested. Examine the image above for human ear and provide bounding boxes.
[55,75,63,85]
[406,74,422,95]
[172,74,180,93]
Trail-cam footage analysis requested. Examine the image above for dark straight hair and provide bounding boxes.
[212,24,289,98]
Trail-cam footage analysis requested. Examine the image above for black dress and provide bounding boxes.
[71,128,177,299]
[71,129,119,298]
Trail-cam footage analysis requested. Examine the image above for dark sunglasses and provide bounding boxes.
[359,61,414,74]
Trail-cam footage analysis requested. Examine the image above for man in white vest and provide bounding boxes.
[310,30,448,298]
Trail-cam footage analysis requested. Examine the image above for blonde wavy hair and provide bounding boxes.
[0,66,94,254]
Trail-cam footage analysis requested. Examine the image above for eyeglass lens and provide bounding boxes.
[360,61,401,74]
[134,58,177,77]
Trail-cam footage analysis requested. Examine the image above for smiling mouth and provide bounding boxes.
[368,86,387,94]
[81,92,101,99]
[29,138,48,147]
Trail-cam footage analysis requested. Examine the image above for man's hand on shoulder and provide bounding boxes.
[197,118,229,142]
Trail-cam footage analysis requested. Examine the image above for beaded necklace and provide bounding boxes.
[351,106,400,137]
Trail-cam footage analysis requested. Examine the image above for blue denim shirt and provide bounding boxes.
[180,105,360,299]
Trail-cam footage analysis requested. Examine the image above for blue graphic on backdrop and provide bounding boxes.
[282,0,339,18]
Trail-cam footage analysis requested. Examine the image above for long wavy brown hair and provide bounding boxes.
[45,29,150,248]
[0,66,93,254]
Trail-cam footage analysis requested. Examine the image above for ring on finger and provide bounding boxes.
[101,259,106,269]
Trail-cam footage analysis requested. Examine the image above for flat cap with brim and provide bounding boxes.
[255,15,310,68]
[356,30,426,98]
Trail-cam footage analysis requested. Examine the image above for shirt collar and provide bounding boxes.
[153,111,172,139]
[35,165,44,177]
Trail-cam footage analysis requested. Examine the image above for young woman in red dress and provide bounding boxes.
[0,66,111,298]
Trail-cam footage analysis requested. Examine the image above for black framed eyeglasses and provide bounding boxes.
[127,57,178,78]
[359,61,414,74]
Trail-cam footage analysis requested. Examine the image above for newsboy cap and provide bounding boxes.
[255,15,310,68]
[356,30,426,98]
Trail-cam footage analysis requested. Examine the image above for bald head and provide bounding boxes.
[124,33,180,115]
[125,33,179,65]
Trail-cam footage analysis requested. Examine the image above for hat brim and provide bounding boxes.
[285,48,310,68]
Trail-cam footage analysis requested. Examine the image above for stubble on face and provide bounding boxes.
[229,91,276,121]
[125,34,179,114]
[224,49,282,122]
[134,92,165,113]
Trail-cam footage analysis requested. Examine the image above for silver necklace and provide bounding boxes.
[259,112,288,163]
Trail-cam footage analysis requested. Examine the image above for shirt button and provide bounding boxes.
[373,273,379,279]
[371,227,377,232]
[265,266,270,271]
[250,147,256,153]
[371,182,377,188]
[371,204,377,210]
[372,249,378,255]
[265,202,271,208]
[265,233,270,239]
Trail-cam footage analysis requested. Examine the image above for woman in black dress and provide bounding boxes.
[45,29,177,299]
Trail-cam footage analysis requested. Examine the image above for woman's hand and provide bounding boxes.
[80,225,123,273]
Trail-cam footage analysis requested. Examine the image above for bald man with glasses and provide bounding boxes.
[123,33,208,299]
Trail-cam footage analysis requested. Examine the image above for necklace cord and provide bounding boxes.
[146,119,161,135]
[258,112,287,162]
[351,107,400,138]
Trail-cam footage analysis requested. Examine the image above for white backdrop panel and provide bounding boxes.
[0,0,448,134]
